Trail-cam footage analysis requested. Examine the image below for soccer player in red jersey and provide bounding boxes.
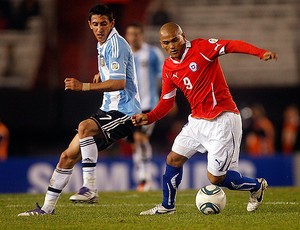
[132,22,278,215]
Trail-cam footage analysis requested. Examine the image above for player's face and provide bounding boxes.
[160,32,186,60]
[88,15,115,45]
[125,26,143,52]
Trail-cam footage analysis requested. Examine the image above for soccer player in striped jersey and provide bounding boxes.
[18,4,141,216]
[125,22,164,191]
[132,22,278,215]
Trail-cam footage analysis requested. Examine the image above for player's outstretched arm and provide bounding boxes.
[132,114,149,126]
[261,51,278,61]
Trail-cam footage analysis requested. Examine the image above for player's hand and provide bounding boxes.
[93,73,101,83]
[64,78,83,91]
[132,114,148,126]
[262,51,278,61]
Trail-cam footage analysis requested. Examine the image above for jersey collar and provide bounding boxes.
[98,27,119,48]
[169,40,191,64]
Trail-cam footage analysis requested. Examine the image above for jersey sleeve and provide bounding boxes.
[224,40,267,58]
[107,39,129,80]
[146,66,177,124]
[199,38,267,60]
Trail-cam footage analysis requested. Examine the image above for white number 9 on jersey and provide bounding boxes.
[183,77,193,89]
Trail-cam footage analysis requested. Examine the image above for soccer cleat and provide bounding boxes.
[140,204,176,215]
[247,178,268,212]
[17,203,54,216]
[69,186,98,203]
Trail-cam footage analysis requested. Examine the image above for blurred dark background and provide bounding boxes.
[0,0,299,159]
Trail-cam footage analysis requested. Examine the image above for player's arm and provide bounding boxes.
[132,113,148,126]
[224,40,278,60]
[65,39,130,92]
[261,51,278,61]
[132,86,177,126]
[64,78,125,92]
[132,96,175,126]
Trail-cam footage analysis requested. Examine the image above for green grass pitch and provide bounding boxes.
[0,187,299,230]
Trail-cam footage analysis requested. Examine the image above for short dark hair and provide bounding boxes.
[88,4,114,22]
[126,21,144,33]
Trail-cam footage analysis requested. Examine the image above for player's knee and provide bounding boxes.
[166,152,187,167]
[209,177,222,185]
[208,173,225,185]
[133,132,143,143]
[78,119,94,137]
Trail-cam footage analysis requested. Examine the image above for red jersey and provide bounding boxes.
[147,38,266,124]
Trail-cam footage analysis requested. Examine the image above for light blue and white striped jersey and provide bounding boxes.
[134,43,164,111]
[97,28,141,116]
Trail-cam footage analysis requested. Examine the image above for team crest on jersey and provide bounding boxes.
[111,61,120,71]
[209,38,219,44]
[189,62,198,72]
[100,55,105,66]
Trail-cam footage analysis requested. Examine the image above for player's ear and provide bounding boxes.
[111,19,115,28]
[88,20,92,29]
[159,40,165,49]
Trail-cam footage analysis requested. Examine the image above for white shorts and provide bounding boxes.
[172,112,242,176]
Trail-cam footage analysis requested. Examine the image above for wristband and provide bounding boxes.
[82,83,90,91]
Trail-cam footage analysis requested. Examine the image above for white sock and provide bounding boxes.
[80,137,98,191]
[143,141,153,161]
[42,167,73,213]
[134,141,152,183]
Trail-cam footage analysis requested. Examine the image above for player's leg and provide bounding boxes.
[133,125,154,191]
[139,151,186,215]
[79,118,100,190]
[206,112,268,212]
[69,116,104,203]
[70,110,134,203]
[18,134,81,216]
[140,116,198,215]
[162,152,186,208]
[209,171,268,212]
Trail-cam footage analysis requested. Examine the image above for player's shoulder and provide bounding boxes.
[163,58,176,72]
[107,34,131,55]
[191,38,222,52]
[112,33,130,48]
[191,38,219,45]
[191,38,205,44]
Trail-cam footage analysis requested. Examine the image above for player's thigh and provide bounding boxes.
[171,115,206,159]
[206,113,242,176]
[92,110,134,151]
[78,118,102,137]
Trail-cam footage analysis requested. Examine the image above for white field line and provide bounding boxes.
[6,202,299,209]
[264,202,299,205]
